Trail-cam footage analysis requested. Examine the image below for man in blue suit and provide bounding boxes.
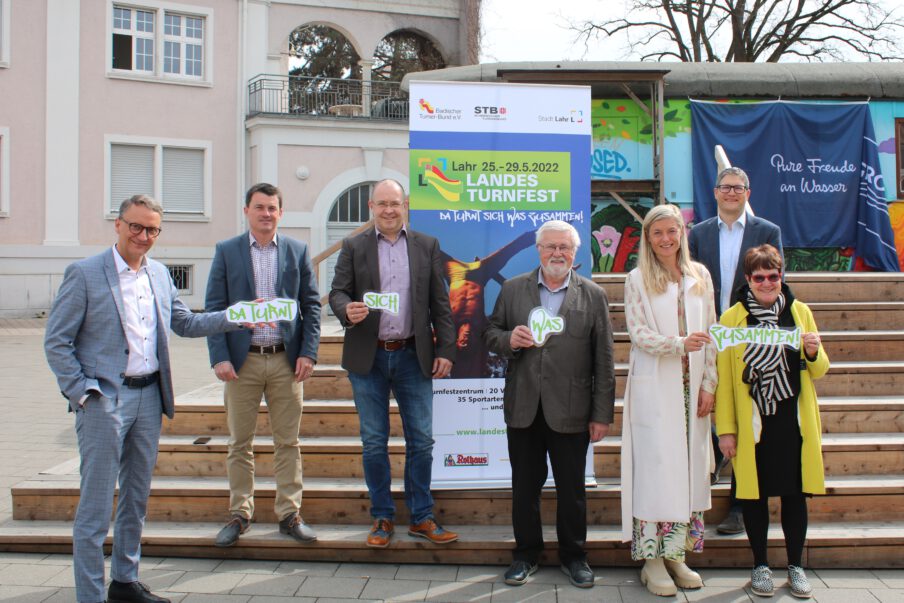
[688,166,783,535]
[206,182,321,547]
[688,167,783,316]
[45,195,241,603]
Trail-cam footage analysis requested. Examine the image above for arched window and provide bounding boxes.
[372,30,445,82]
[323,183,372,304]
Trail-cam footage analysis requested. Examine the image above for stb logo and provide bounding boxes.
[474,106,506,115]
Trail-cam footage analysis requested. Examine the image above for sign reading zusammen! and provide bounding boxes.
[709,324,801,352]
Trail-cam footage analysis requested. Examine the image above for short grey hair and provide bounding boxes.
[118,194,163,218]
[715,167,750,188]
[535,220,580,250]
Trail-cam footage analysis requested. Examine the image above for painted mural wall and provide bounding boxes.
[589,98,904,272]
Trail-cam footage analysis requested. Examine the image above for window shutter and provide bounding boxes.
[162,146,204,213]
[111,144,153,212]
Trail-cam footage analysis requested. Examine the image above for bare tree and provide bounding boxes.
[573,0,904,62]
[372,31,446,82]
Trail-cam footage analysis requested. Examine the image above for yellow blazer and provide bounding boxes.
[715,299,829,499]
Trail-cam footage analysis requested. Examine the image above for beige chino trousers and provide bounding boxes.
[224,351,303,521]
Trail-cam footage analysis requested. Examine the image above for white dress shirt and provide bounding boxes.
[717,211,747,314]
[113,244,159,376]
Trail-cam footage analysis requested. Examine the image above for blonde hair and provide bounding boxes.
[638,204,706,295]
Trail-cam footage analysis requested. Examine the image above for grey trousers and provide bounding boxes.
[73,383,162,603]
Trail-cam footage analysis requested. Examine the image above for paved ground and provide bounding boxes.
[1,319,902,602]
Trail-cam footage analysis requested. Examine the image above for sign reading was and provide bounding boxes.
[529,306,565,346]
[410,150,571,211]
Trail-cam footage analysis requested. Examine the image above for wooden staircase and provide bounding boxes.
[2,273,904,568]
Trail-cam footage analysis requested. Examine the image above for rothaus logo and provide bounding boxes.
[474,105,508,120]
[444,453,490,466]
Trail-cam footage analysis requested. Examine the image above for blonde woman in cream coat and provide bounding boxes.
[621,204,718,597]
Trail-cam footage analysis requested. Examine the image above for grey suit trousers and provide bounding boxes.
[73,383,162,603]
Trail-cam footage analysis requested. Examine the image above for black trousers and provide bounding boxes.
[507,405,590,565]
[740,494,808,567]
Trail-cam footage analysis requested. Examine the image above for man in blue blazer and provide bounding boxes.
[45,195,239,603]
[688,167,783,316]
[688,166,783,536]
[205,182,321,547]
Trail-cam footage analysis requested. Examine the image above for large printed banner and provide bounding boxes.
[409,81,592,488]
[691,100,899,271]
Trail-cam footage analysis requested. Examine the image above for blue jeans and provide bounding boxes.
[348,345,435,524]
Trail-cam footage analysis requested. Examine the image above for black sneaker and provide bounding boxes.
[561,559,594,588]
[503,560,538,586]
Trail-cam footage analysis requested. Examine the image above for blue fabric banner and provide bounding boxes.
[691,101,898,271]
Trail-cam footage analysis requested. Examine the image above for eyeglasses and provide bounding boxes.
[750,273,781,283]
[121,219,162,238]
[716,184,748,194]
[373,200,404,209]
[539,243,575,254]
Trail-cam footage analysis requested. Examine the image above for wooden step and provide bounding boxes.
[261,330,904,383]
[492,302,904,337]
[12,472,904,527]
[302,361,904,400]
[147,432,904,479]
[591,273,904,306]
[166,392,904,439]
[819,397,904,434]
[0,519,899,568]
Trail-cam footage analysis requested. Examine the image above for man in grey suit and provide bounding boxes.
[206,182,321,547]
[687,166,783,535]
[329,179,457,548]
[484,220,616,589]
[45,195,241,603]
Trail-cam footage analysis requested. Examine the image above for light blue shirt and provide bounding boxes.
[538,269,571,316]
[717,211,747,314]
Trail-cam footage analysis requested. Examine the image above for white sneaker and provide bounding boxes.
[787,565,812,599]
[751,565,774,597]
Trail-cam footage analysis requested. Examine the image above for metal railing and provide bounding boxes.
[247,74,410,121]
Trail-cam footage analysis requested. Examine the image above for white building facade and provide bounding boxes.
[0,0,479,315]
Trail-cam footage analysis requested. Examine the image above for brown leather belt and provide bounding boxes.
[377,337,415,352]
[123,372,159,389]
[249,343,285,354]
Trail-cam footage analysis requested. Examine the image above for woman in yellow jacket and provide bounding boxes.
[715,245,829,600]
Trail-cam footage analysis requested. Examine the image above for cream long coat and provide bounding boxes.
[620,266,718,542]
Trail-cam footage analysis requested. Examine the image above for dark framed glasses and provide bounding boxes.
[121,219,162,238]
[716,184,748,194]
[751,273,781,284]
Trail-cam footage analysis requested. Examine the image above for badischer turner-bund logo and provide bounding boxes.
[444,453,490,467]
[417,98,463,121]
[474,105,508,121]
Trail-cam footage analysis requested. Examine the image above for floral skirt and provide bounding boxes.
[631,512,705,561]
[630,357,705,561]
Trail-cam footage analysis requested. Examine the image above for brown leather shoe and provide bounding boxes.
[366,518,394,548]
[407,518,458,544]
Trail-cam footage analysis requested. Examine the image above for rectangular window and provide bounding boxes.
[0,127,9,216]
[0,0,9,68]
[108,137,210,217]
[897,119,904,199]
[109,2,210,83]
[166,264,193,293]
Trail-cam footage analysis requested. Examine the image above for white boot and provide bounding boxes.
[664,559,704,589]
[641,558,678,596]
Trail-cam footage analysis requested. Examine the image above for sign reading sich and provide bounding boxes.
[363,291,400,315]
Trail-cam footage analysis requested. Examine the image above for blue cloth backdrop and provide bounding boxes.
[691,101,898,271]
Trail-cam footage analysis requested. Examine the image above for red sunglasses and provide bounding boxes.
[751,273,781,284]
